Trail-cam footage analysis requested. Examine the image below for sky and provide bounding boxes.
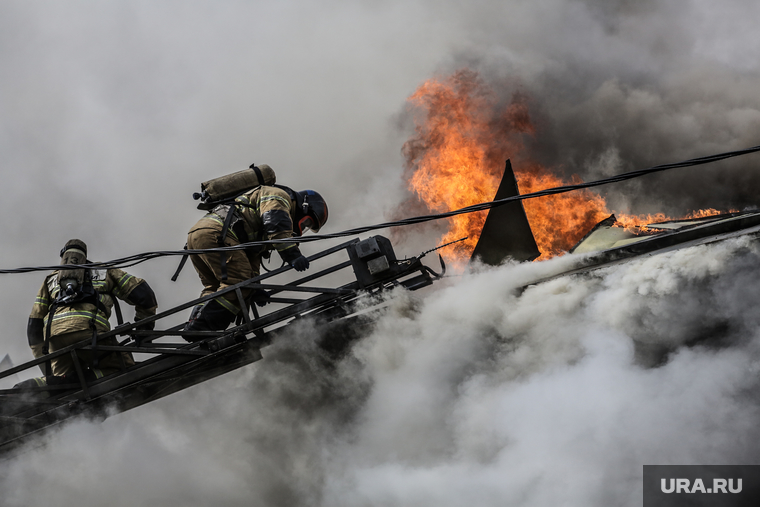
[1,1,760,506]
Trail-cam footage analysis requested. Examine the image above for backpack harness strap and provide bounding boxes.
[171,197,258,282]
[43,280,112,376]
[170,244,190,282]
[218,203,239,281]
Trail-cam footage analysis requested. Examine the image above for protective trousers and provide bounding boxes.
[30,329,135,377]
[186,226,257,315]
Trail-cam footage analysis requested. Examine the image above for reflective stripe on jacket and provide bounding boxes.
[30,268,155,337]
[236,186,298,253]
[187,185,299,253]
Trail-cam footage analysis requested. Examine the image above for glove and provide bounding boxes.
[291,255,309,272]
[249,289,271,307]
[135,318,155,331]
[134,316,155,346]
[278,246,308,271]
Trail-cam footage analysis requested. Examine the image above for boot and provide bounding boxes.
[47,370,96,385]
[182,299,237,342]
[13,377,47,389]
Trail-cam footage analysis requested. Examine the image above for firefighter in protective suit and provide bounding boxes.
[183,182,328,338]
[27,239,158,381]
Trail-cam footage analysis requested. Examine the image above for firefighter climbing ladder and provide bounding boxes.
[0,235,443,455]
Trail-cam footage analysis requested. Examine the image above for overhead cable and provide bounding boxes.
[1,144,758,275]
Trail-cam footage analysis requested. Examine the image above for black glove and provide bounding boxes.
[134,317,155,346]
[135,318,155,331]
[249,289,271,307]
[291,255,309,272]
[278,246,309,271]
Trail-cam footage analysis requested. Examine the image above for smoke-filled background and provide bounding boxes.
[2,1,760,505]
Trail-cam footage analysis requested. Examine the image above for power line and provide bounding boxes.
[2,144,758,275]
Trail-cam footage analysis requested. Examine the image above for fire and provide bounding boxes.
[614,209,726,231]
[400,70,727,266]
[401,69,534,263]
[515,166,609,259]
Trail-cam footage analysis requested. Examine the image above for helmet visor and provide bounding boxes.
[297,215,317,235]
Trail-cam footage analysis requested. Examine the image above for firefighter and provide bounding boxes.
[183,181,328,338]
[27,239,158,381]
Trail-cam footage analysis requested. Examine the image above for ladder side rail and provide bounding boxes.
[261,260,353,296]
[1,247,436,442]
[7,267,366,415]
[0,240,359,382]
[245,283,355,295]
[83,345,210,357]
[97,239,358,340]
[2,238,423,419]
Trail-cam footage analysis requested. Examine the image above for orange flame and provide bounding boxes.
[614,209,726,230]
[400,70,728,266]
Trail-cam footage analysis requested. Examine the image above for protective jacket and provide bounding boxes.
[29,267,157,339]
[28,267,157,377]
[189,185,302,263]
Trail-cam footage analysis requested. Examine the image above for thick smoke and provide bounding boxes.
[2,1,760,505]
[442,0,760,216]
[4,236,760,506]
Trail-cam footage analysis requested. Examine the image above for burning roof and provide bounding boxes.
[465,155,751,269]
[569,211,760,257]
[399,69,734,268]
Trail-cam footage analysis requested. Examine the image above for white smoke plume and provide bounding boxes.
[3,237,760,506]
[2,1,760,505]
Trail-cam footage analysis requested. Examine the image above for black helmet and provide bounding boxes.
[60,239,87,258]
[295,190,328,234]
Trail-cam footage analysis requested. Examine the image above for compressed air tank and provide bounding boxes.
[195,164,276,209]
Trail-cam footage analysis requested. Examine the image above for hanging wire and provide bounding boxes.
[2,144,759,275]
